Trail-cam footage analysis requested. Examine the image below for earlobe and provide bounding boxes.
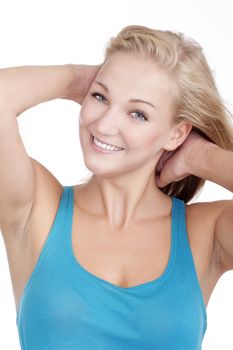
[163,122,193,151]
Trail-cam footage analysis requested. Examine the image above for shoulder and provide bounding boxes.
[185,198,232,268]
[186,198,232,223]
[185,198,231,237]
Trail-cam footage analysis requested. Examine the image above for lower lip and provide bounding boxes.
[90,135,124,154]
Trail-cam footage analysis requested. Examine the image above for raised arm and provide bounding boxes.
[0,64,77,236]
[0,64,76,117]
[0,61,102,238]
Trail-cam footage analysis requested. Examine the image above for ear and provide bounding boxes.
[163,121,193,151]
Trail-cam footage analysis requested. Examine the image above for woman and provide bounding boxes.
[0,25,233,349]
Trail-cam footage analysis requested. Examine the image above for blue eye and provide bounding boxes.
[130,111,147,121]
[91,92,148,122]
[91,92,106,103]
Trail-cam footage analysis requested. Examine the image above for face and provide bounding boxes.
[78,52,179,178]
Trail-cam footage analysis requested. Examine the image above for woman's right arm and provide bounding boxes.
[0,64,78,236]
[0,64,75,117]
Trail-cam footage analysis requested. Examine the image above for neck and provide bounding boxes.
[77,169,171,230]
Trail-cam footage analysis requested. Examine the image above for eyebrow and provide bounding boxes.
[93,81,157,110]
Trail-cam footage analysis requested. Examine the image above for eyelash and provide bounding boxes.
[90,92,148,122]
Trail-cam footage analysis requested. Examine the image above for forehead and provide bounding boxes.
[101,52,166,80]
[97,52,176,101]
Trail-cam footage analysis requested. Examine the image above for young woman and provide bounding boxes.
[0,25,233,349]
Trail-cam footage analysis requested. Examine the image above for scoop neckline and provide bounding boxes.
[65,185,178,291]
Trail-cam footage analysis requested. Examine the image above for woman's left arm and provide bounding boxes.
[156,130,233,272]
[189,140,233,192]
[189,137,233,272]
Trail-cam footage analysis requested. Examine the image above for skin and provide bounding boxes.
[76,52,193,230]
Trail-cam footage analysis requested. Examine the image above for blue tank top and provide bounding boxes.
[16,185,207,349]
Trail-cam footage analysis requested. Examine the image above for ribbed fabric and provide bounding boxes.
[16,185,207,349]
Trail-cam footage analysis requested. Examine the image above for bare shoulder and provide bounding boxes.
[182,198,232,307]
[186,198,232,228]
[19,157,66,264]
[2,156,64,246]
[2,157,64,309]
[185,198,230,270]
[23,157,64,238]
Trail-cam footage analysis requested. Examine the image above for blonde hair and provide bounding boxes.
[102,25,233,203]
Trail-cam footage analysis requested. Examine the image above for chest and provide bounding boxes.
[9,194,219,313]
[62,203,221,310]
[71,211,172,289]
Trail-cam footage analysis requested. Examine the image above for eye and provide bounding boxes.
[130,111,148,122]
[91,92,148,122]
[91,92,107,103]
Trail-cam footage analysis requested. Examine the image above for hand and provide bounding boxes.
[155,130,214,188]
[63,63,103,105]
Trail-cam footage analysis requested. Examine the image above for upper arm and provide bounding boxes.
[0,114,36,235]
[214,199,233,273]
[0,113,62,237]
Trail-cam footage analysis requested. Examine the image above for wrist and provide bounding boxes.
[60,64,78,99]
[61,64,87,104]
[187,141,218,178]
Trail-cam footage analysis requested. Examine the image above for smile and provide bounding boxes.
[90,135,125,154]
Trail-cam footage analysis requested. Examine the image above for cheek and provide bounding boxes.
[79,104,94,127]
[144,128,170,152]
[79,97,104,128]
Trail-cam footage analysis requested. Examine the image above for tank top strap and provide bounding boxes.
[62,185,74,238]
[34,185,73,260]
[50,186,74,261]
[172,196,207,330]
[48,186,71,242]
[173,197,198,274]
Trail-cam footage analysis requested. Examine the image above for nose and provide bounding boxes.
[93,108,120,136]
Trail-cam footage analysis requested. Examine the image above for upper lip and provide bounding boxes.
[92,134,124,149]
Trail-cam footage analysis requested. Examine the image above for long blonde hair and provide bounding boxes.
[102,25,233,203]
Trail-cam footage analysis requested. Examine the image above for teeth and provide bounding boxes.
[93,137,123,151]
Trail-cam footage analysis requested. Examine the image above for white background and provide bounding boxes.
[0,0,233,348]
